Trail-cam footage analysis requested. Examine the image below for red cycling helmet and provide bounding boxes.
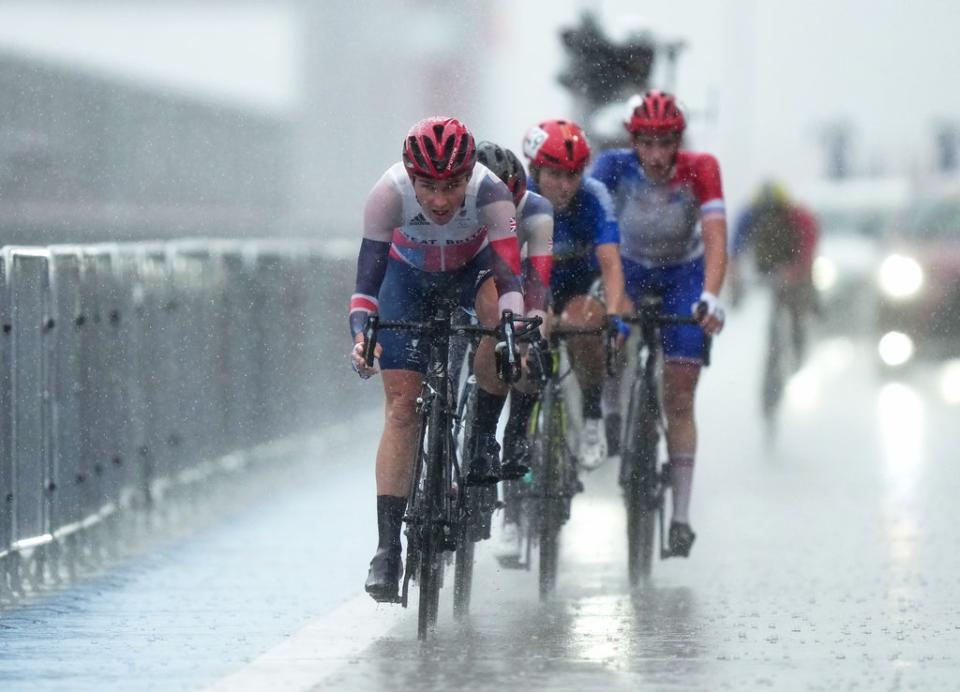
[522,119,591,173]
[402,116,477,180]
[624,90,686,135]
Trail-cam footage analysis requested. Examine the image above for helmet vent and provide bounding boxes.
[407,137,430,172]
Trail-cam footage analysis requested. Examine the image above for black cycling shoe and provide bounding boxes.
[365,547,402,602]
[500,437,530,481]
[465,433,502,485]
[667,521,696,558]
[605,413,622,457]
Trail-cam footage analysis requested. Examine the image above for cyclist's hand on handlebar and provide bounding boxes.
[604,313,630,348]
[351,335,382,379]
[693,290,725,335]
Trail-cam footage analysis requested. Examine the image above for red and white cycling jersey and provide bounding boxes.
[368,162,519,273]
[349,161,523,334]
[591,149,725,267]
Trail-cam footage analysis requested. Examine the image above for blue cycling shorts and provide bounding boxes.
[377,257,493,372]
[623,256,708,363]
[550,258,598,314]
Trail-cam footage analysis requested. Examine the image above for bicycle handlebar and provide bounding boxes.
[529,321,619,379]
[497,310,542,384]
[362,310,543,382]
[619,301,712,366]
[620,311,700,327]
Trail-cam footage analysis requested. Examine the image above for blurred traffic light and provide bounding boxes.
[558,13,655,107]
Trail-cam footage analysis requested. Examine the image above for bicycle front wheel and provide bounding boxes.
[453,381,478,621]
[533,384,566,599]
[538,500,561,599]
[453,533,474,621]
[622,376,659,586]
[417,398,448,640]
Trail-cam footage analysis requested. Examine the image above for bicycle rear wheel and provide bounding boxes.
[622,376,659,586]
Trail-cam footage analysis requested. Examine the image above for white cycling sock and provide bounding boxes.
[670,455,695,524]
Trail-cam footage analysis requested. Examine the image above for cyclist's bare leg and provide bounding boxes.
[562,294,606,416]
[602,296,633,453]
[564,294,609,466]
[376,369,425,497]
[467,279,514,482]
[368,368,422,600]
[663,361,701,525]
[473,279,509,398]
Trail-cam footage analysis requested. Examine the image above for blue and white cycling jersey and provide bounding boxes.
[527,176,619,308]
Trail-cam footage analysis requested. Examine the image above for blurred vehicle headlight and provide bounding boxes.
[878,254,923,299]
[878,331,914,367]
[812,255,838,292]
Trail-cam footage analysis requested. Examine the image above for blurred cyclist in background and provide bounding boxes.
[729,181,820,361]
[591,90,727,558]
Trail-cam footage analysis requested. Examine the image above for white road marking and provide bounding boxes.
[203,592,408,692]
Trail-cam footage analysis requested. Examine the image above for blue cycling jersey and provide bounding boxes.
[527,175,619,287]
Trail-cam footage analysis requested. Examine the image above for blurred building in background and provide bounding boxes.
[0,51,291,244]
[2,0,959,250]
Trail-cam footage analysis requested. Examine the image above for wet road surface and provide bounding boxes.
[2,292,960,691]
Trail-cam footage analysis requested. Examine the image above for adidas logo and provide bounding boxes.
[410,213,430,226]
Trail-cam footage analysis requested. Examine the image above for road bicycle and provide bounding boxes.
[619,295,708,586]
[362,307,540,639]
[503,322,614,598]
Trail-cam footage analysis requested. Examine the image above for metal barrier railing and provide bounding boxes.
[0,239,364,597]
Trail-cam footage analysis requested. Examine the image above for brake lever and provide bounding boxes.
[363,314,379,367]
[496,310,522,384]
